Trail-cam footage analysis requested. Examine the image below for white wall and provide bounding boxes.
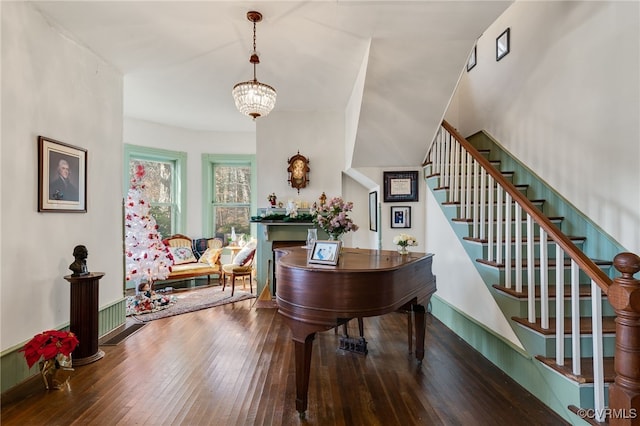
[123,118,255,237]
[257,111,345,209]
[426,188,523,347]
[1,2,123,350]
[450,0,640,254]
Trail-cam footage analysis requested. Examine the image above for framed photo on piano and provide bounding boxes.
[308,240,341,266]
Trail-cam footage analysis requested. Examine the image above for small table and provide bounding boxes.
[226,245,243,262]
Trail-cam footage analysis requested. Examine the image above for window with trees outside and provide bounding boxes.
[203,155,256,243]
[124,145,186,239]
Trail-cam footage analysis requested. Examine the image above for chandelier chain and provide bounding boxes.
[232,10,277,120]
[252,20,257,80]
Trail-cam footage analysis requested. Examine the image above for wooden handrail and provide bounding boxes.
[440,120,612,293]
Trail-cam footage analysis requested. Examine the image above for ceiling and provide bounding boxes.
[32,1,511,167]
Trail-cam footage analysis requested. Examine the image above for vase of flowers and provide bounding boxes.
[393,233,417,255]
[267,193,277,207]
[312,196,359,243]
[20,330,79,390]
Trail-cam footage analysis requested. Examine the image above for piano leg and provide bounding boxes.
[413,304,426,362]
[357,317,364,337]
[407,310,413,354]
[294,333,316,418]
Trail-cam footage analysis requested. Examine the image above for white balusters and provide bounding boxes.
[479,168,486,241]
[539,229,549,329]
[515,203,523,293]
[460,150,468,218]
[443,132,451,190]
[591,279,605,422]
[452,139,460,204]
[504,193,512,288]
[571,260,581,376]
[526,213,535,323]
[487,175,495,262]
[555,245,565,366]
[465,152,472,220]
[472,160,480,239]
[496,186,503,265]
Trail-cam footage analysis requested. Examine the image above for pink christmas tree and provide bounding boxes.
[124,164,171,288]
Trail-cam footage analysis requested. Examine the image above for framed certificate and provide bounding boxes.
[383,171,418,202]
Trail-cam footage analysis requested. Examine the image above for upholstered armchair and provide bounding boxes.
[221,240,256,296]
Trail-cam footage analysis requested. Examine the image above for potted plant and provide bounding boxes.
[393,233,418,255]
[20,330,79,390]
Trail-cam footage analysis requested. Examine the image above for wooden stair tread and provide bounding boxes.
[512,316,616,335]
[493,284,605,299]
[535,355,615,384]
[434,183,529,192]
[477,258,613,269]
[443,199,545,207]
[464,235,585,244]
[453,216,564,223]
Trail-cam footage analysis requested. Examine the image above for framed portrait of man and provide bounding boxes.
[38,136,87,212]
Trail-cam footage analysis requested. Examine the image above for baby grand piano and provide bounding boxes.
[276,247,436,417]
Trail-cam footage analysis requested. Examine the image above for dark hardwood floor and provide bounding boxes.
[1,294,568,425]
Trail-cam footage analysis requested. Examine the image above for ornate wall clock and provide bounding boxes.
[287,151,310,193]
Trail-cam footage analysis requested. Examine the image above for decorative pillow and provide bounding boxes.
[199,248,222,265]
[168,246,197,265]
[232,241,257,266]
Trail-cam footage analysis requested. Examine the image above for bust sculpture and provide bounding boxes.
[69,245,89,276]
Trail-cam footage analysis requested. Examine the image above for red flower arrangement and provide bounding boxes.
[20,330,79,368]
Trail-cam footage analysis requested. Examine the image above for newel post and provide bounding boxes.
[608,252,640,425]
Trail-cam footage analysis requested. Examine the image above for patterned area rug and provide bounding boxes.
[130,285,255,322]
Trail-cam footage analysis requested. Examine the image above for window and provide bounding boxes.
[203,154,256,241]
[124,145,186,238]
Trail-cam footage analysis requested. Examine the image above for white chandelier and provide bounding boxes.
[232,11,277,120]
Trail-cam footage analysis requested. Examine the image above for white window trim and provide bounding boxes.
[124,144,187,235]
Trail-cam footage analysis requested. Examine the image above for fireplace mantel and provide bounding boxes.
[255,221,327,298]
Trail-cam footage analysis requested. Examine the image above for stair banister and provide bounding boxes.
[440,121,611,291]
[608,252,640,426]
[429,121,640,423]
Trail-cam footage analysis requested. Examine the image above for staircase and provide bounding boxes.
[424,121,635,424]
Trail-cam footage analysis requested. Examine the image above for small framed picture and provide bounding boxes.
[369,191,378,232]
[391,206,411,229]
[383,171,418,202]
[496,28,510,61]
[38,136,87,213]
[467,45,477,71]
[308,240,341,266]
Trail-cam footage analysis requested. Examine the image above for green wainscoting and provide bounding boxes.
[0,298,126,394]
